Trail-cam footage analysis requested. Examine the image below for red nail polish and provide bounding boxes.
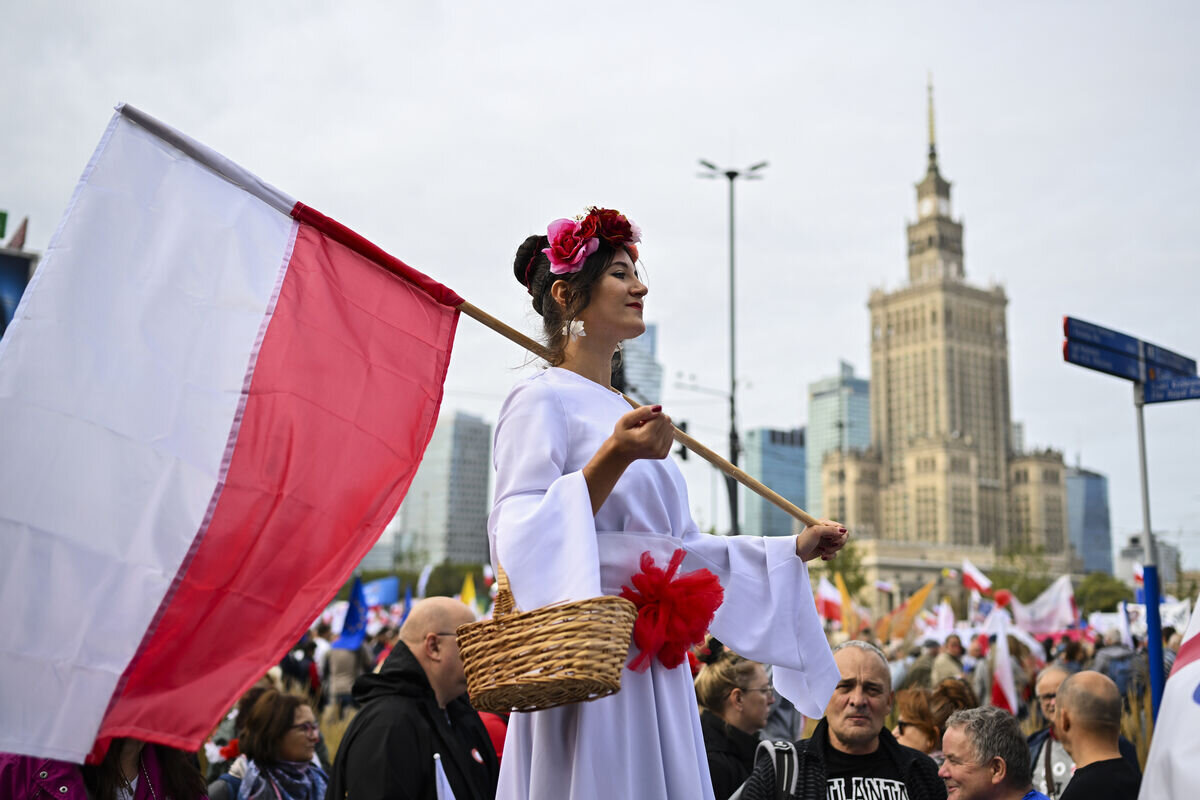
[652,405,662,412]
[839,527,847,533]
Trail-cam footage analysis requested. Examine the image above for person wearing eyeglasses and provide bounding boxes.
[327,596,499,800]
[235,689,328,800]
[694,642,773,800]
[1025,665,1138,799]
[893,688,943,763]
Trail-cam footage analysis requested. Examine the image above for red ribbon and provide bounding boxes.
[620,549,724,672]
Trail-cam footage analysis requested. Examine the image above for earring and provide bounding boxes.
[562,319,586,340]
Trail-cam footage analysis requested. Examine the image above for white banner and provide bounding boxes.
[1139,607,1200,797]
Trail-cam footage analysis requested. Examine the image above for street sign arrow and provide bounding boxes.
[1144,376,1200,404]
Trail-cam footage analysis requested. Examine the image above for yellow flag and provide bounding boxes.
[460,572,477,612]
[892,579,936,640]
[875,608,895,642]
[834,572,858,636]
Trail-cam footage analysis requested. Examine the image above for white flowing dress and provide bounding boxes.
[488,367,839,800]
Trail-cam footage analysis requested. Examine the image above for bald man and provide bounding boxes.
[1054,671,1141,800]
[327,597,499,800]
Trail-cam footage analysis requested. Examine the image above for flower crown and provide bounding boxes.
[542,206,641,275]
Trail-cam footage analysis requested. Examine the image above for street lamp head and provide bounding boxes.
[698,159,720,171]
[747,161,769,172]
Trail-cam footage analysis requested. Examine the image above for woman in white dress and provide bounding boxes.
[489,207,848,799]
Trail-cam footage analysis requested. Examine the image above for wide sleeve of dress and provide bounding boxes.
[681,527,840,719]
[488,378,602,610]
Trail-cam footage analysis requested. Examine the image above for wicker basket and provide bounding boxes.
[457,565,637,713]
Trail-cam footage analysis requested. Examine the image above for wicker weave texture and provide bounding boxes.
[457,567,637,713]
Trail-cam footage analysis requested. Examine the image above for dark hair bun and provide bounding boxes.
[513,235,544,288]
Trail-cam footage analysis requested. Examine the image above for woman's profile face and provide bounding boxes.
[576,249,647,342]
[277,704,319,763]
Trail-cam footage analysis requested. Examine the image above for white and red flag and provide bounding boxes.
[1139,604,1200,797]
[815,576,842,623]
[1010,575,1077,635]
[962,557,993,594]
[983,609,1019,713]
[0,105,460,763]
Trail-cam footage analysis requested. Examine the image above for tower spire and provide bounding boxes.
[927,73,938,172]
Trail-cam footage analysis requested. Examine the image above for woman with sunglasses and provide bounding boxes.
[892,688,943,764]
[235,690,327,800]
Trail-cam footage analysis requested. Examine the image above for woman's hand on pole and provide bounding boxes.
[609,405,674,461]
[582,405,673,514]
[795,519,849,562]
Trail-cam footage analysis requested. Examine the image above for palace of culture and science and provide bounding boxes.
[820,86,1070,606]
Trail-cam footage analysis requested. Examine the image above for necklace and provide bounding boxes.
[140,754,157,800]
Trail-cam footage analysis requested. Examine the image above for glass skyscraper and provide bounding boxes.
[806,361,870,520]
[1066,466,1113,574]
[742,427,806,537]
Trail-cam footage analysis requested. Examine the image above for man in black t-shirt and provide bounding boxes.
[1054,671,1141,800]
[736,641,944,800]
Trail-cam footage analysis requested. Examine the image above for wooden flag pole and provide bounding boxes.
[456,300,821,529]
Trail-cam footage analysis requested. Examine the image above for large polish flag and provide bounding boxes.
[961,557,993,594]
[1139,607,1200,798]
[0,105,461,762]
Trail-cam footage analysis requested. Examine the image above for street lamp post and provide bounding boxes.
[699,159,767,535]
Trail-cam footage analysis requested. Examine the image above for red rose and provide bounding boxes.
[577,211,599,241]
[591,207,634,245]
[543,218,600,274]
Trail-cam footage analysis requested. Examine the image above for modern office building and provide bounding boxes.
[619,322,663,405]
[743,427,806,537]
[390,411,492,566]
[1115,534,1181,594]
[806,361,870,520]
[1066,465,1113,574]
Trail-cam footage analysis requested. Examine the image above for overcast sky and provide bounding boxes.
[4,1,1198,569]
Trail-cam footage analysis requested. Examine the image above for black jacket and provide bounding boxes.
[736,718,946,800]
[325,641,499,800]
[701,710,761,800]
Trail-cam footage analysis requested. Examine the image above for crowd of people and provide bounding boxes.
[702,636,1145,800]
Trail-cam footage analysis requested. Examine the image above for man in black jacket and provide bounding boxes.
[326,597,498,800]
[737,641,945,800]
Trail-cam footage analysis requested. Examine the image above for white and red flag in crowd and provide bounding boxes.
[0,105,460,763]
[1139,604,1200,797]
[815,576,842,624]
[983,610,1019,713]
[1010,575,1077,635]
[962,557,993,594]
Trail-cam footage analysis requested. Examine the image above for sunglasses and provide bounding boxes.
[896,720,926,737]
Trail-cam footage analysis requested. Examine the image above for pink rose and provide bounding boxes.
[543,218,600,274]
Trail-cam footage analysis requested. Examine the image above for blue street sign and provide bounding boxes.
[1064,317,1140,358]
[1144,343,1197,377]
[1064,340,1143,382]
[1144,376,1200,404]
[1063,316,1197,381]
